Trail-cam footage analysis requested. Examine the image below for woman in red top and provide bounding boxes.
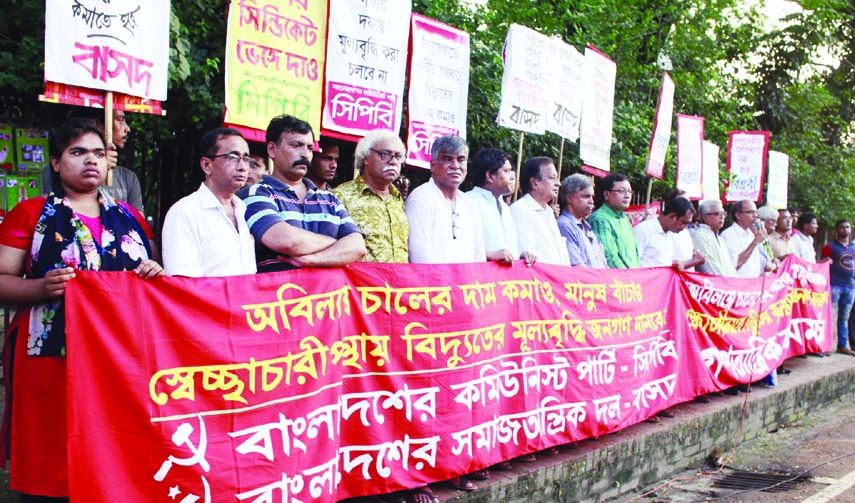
[0,118,164,501]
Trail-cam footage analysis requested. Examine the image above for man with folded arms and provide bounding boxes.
[240,114,365,271]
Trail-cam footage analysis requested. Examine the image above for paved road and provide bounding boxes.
[612,392,855,503]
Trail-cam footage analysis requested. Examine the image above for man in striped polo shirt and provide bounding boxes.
[239,114,366,272]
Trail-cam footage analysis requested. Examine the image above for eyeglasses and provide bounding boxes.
[608,188,633,195]
[206,152,256,166]
[370,148,405,163]
[739,210,758,215]
[451,209,460,240]
[705,211,726,217]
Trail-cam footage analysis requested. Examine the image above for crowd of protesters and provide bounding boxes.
[0,114,847,503]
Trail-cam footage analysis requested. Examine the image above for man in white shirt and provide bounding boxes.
[162,128,257,277]
[721,200,774,277]
[634,197,699,268]
[792,212,818,263]
[406,135,486,264]
[509,157,570,266]
[464,148,535,265]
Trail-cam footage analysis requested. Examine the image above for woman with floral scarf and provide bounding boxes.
[0,118,164,502]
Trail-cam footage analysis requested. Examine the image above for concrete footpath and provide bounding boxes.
[426,353,855,503]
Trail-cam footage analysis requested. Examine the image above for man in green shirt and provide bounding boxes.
[588,173,639,268]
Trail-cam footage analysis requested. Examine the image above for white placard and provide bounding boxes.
[44,0,171,100]
[724,131,770,202]
[645,72,675,179]
[676,114,704,200]
[322,0,411,136]
[579,46,617,171]
[701,141,720,201]
[405,14,470,169]
[766,150,790,209]
[496,24,548,134]
[545,38,584,142]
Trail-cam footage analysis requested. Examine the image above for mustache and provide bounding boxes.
[292,158,310,168]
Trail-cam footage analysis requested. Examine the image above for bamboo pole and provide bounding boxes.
[105,92,114,186]
[512,132,524,202]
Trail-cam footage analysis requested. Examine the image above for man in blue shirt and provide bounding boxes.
[821,219,855,355]
[240,115,365,272]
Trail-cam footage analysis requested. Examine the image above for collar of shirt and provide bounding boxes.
[516,193,549,212]
[198,182,240,211]
[260,174,318,195]
[597,204,626,220]
[469,185,505,207]
[354,174,401,198]
[559,210,591,230]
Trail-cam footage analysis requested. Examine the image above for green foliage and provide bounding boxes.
[2,0,854,224]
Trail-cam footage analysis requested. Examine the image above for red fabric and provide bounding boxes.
[0,197,152,251]
[0,198,45,249]
[0,195,153,497]
[9,313,69,496]
[65,258,832,502]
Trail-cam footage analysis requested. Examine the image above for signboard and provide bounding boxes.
[676,114,704,200]
[405,14,470,169]
[766,150,789,209]
[497,24,548,134]
[224,0,328,133]
[545,38,584,142]
[66,259,830,501]
[44,0,171,100]
[322,0,411,137]
[579,46,616,171]
[701,141,721,201]
[645,73,675,179]
[724,131,770,202]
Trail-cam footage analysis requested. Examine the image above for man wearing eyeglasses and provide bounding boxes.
[240,115,366,272]
[721,200,773,277]
[406,135,485,264]
[306,139,339,190]
[692,199,737,276]
[333,130,409,263]
[588,173,640,268]
[162,128,257,276]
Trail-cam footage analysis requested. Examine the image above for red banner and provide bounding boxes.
[39,82,166,115]
[66,258,831,502]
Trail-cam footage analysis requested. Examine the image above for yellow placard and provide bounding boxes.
[224,0,327,134]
